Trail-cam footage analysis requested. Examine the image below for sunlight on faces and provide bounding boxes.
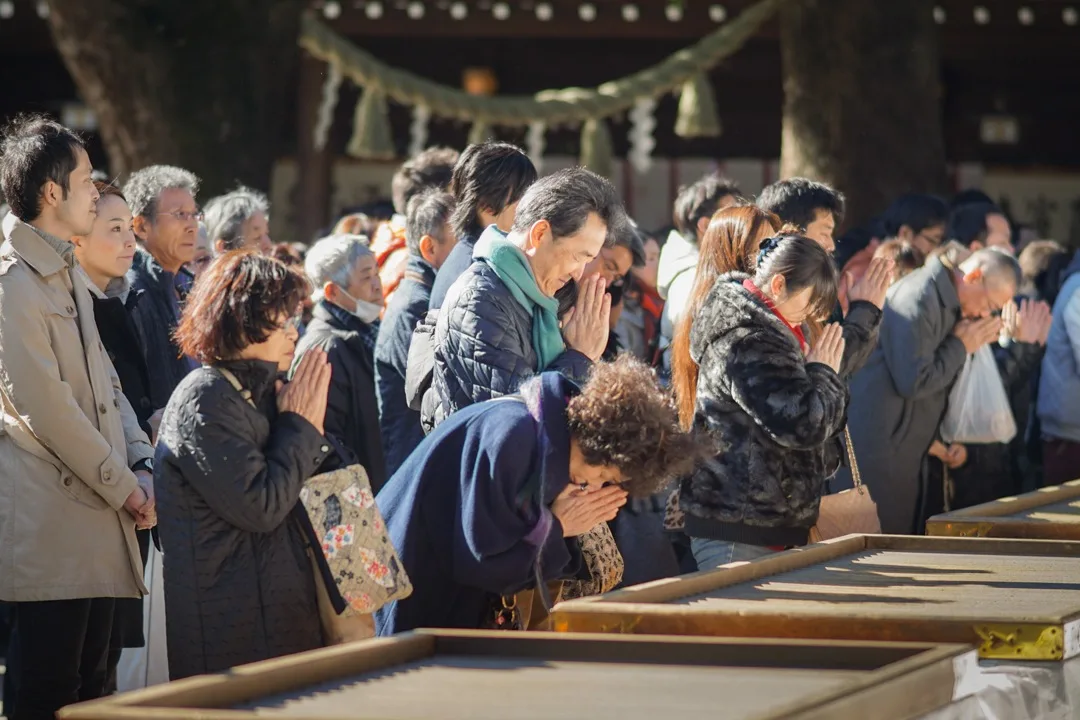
[765,273,820,325]
[981,214,1014,255]
[46,147,98,237]
[524,213,607,298]
[804,209,836,253]
[71,194,137,287]
[236,310,300,372]
[633,236,661,288]
[327,253,383,311]
[565,439,626,494]
[135,187,199,271]
[241,210,272,255]
[583,244,633,285]
[958,267,1015,319]
[421,221,458,270]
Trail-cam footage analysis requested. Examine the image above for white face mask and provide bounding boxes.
[338,287,382,324]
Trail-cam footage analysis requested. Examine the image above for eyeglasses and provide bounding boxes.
[917,230,944,248]
[157,210,204,224]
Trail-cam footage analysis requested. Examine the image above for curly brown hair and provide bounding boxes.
[176,251,309,364]
[566,355,711,498]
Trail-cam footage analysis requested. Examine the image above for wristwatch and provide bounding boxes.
[132,458,154,475]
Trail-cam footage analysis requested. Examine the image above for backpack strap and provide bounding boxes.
[214,367,256,409]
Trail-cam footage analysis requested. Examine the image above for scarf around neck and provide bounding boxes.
[473,225,565,371]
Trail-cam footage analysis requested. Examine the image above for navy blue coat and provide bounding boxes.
[429,259,592,429]
[374,372,584,635]
[428,232,476,311]
[374,254,436,476]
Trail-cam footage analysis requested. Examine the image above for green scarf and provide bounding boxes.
[473,225,565,370]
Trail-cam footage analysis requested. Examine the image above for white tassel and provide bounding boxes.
[526,122,546,174]
[408,105,431,158]
[313,62,343,151]
[628,97,657,174]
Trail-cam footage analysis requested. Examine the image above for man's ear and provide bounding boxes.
[525,220,551,252]
[132,214,151,242]
[39,180,61,212]
[696,215,710,239]
[214,238,228,255]
[418,235,437,264]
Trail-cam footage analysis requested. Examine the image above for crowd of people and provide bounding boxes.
[0,113,1077,719]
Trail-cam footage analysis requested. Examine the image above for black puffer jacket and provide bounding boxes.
[426,260,592,430]
[154,360,333,680]
[680,274,850,547]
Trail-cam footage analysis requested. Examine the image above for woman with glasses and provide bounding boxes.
[153,252,337,680]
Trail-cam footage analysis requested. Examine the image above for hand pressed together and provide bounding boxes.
[552,484,627,537]
[277,349,332,435]
[807,322,846,373]
[561,274,611,362]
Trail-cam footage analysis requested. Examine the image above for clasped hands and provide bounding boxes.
[124,470,157,530]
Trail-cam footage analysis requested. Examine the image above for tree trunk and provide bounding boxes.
[779,0,947,228]
[45,1,304,196]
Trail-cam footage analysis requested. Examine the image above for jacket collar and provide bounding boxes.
[927,255,961,313]
[316,299,368,334]
[405,253,437,286]
[77,266,133,304]
[1,212,74,277]
[213,358,280,406]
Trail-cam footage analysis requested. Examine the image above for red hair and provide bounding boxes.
[671,205,781,428]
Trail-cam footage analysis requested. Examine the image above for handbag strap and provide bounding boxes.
[215,367,256,409]
[844,425,863,489]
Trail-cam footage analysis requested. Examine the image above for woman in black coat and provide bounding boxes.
[673,235,850,570]
[71,181,158,692]
[154,252,334,680]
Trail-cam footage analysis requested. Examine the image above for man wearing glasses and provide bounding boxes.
[124,165,202,410]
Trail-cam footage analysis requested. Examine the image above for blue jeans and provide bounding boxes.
[690,537,775,570]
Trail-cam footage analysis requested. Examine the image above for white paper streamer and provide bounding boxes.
[526,122,546,174]
[313,62,343,151]
[408,105,431,158]
[628,97,657,174]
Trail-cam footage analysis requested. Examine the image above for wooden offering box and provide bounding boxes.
[927,479,1080,540]
[58,631,976,720]
[551,534,1080,661]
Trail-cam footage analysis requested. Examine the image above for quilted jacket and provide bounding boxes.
[154,359,334,679]
[427,260,592,430]
[679,273,850,547]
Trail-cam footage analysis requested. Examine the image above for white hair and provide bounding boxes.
[304,234,373,302]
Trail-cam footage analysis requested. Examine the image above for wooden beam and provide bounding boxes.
[295,50,334,244]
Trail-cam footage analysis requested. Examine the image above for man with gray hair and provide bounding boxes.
[840,247,1019,534]
[203,185,272,256]
[375,190,457,476]
[291,234,387,490]
[124,164,201,409]
[423,166,628,431]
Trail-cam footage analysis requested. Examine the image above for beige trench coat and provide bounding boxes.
[0,213,153,602]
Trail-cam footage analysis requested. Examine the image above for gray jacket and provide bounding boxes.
[837,257,968,534]
[1038,252,1080,443]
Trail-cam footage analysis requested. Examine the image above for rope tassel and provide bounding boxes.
[674,71,721,139]
[468,120,493,145]
[347,87,395,159]
[579,118,614,179]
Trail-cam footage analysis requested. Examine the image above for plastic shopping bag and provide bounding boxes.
[115,543,169,690]
[940,345,1017,445]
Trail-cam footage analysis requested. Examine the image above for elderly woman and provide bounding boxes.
[203,186,272,256]
[154,252,334,680]
[375,355,704,635]
[292,235,387,491]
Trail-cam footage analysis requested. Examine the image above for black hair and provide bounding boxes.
[449,141,537,241]
[753,234,838,322]
[832,223,878,273]
[881,193,948,237]
[672,173,743,237]
[0,114,85,221]
[392,146,459,215]
[756,178,845,231]
[405,190,455,256]
[511,166,628,246]
[618,219,648,267]
[951,188,995,209]
[947,202,1003,248]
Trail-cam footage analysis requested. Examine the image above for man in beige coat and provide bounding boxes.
[0,115,156,720]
